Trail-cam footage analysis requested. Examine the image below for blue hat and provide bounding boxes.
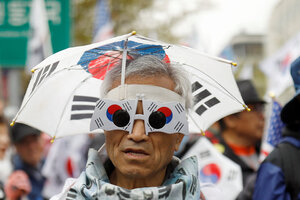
[280,56,300,125]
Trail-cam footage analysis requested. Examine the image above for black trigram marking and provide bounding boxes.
[66,188,77,200]
[96,100,106,110]
[199,150,210,159]
[122,101,132,111]
[31,61,59,94]
[147,102,158,112]
[192,81,203,92]
[177,168,187,175]
[158,185,171,199]
[227,169,237,181]
[192,81,221,116]
[146,122,154,132]
[95,117,104,128]
[70,95,99,120]
[124,121,132,131]
[190,175,197,195]
[143,191,154,200]
[175,103,184,114]
[174,121,184,132]
[117,187,131,199]
[194,89,211,103]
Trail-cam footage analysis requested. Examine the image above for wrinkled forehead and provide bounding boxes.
[104,84,185,105]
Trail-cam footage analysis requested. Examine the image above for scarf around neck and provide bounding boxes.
[66,146,200,200]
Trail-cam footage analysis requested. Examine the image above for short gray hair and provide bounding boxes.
[100,55,193,109]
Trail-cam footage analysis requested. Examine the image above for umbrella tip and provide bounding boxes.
[231,62,237,67]
[31,69,35,73]
[50,136,56,143]
[131,31,137,35]
[201,130,205,136]
[10,121,15,127]
[269,92,276,99]
[243,104,251,112]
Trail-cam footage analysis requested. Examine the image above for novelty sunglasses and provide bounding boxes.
[90,84,189,135]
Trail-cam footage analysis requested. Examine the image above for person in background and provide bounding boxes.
[206,79,265,186]
[0,116,13,199]
[11,123,46,200]
[253,56,300,200]
[51,55,203,199]
[4,170,32,200]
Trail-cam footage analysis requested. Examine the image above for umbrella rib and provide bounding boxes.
[184,63,245,106]
[12,67,78,125]
[188,112,204,134]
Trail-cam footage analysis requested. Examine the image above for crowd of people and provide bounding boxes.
[0,54,299,200]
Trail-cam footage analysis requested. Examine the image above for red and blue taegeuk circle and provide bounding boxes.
[77,41,170,80]
[157,107,173,124]
[106,104,122,121]
[200,163,221,184]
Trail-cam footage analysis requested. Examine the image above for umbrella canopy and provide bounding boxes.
[12,32,246,139]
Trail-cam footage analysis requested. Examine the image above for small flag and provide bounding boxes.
[93,0,114,42]
[259,100,285,161]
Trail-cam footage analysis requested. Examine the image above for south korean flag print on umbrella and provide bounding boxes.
[12,32,246,139]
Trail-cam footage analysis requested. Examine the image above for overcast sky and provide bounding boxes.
[158,0,280,55]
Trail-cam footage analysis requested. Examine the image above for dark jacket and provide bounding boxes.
[253,128,300,200]
[13,155,46,200]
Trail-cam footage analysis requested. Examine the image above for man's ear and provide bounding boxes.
[174,133,184,152]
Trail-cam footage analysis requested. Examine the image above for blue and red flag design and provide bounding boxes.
[157,107,173,124]
[200,163,221,184]
[77,41,170,80]
[106,104,122,121]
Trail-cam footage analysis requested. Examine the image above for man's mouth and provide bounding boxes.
[123,148,149,156]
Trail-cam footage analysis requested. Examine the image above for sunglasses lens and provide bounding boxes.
[148,111,166,129]
[113,110,130,127]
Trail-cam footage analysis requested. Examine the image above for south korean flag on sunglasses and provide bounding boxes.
[90,84,189,135]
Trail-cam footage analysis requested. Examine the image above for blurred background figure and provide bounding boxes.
[0,115,13,199]
[0,99,4,117]
[10,123,46,200]
[207,80,265,187]
[254,56,300,200]
[42,133,105,198]
[4,170,32,200]
[0,116,12,182]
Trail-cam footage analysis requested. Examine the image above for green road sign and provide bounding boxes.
[0,0,70,68]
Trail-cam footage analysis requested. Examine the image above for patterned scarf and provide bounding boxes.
[66,148,201,200]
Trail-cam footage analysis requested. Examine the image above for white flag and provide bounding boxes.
[260,31,300,97]
[26,0,53,73]
[183,137,243,200]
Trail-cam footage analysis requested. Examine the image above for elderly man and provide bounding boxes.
[52,55,202,199]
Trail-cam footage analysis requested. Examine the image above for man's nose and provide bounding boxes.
[127,120,148,142]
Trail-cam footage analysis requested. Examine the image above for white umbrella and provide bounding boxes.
[12,32,246,139]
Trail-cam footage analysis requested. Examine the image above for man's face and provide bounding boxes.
[0,124,10,160]
[15,134,44,167]
[233,103,265,142]
[104,75,184,180]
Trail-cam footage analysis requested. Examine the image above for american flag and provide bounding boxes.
[260,100,285,161]
[93,0,114,43]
